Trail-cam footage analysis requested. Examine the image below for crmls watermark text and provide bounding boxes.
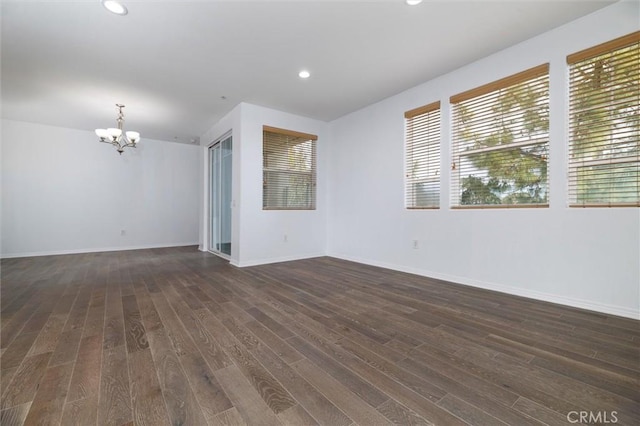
[567,411,618,424]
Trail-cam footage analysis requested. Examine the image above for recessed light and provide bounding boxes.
[298,70,310,79]
[102,0,128,16]
[406,0,423,5]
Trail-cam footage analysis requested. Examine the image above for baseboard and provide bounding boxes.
[236,252,325,268]
[329,252,639,320]
[0,242,200,259]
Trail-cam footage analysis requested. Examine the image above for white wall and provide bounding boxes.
[199,104,242,262]
[326,1,640,319]
[1,119,201,257]
[237,103,328,266]
[199,103,328,267]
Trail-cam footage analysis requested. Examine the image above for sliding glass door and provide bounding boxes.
[209,135,232,256]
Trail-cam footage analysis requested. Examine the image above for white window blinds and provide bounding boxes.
[405,101,441,208]
[263,126,317,210]
[567,31,639,207]
[450,64,550,208]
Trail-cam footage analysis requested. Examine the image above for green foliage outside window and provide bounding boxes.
[453,71,549,206]
[569,42,639,205]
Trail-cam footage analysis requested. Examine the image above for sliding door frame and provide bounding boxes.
[208,132,232,259]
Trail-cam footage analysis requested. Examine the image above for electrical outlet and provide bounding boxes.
[413,239,419,249]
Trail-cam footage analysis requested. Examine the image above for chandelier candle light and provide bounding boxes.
[95,104,141,154]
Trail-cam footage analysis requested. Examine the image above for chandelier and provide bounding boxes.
[95,104,141,154]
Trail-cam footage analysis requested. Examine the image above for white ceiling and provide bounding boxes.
[1,0,616,144]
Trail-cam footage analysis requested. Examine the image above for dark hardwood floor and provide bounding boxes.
[1,246,638,425]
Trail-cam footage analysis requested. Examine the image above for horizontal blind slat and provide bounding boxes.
[451,65,550,208]
[263,127,317,210]
[568,33,639,207]
[405,101,441,119]
[450,63,549,103]
[567,31,640,64]
[405,104,441,208]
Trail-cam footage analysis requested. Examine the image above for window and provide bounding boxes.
[263,126,317,210]
[405,101,441,208]
[567,31,639,207]
[450,64,550,208]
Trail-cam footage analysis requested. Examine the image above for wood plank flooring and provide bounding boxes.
[1,246,638,425]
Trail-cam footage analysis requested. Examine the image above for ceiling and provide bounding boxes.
[1,0,616,144]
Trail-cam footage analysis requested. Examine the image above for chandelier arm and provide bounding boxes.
[96,104,140,154]
[121,134,138,148]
